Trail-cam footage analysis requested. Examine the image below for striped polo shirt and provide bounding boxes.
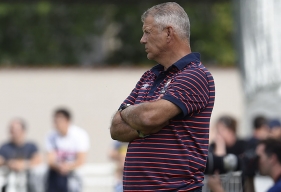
[121,52,215,191]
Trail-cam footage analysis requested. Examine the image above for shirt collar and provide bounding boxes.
[151,52,201,75]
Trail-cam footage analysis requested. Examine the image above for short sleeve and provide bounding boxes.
[120,71,150,108]
[0,145,8,160]
[162,68,209,117]
[26,143,38,158]
[76,130,90,152]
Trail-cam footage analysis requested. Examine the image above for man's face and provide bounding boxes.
[9,121,25,144]
[140,16,168,61]
[54,114,70,135]
[256,144,272,175]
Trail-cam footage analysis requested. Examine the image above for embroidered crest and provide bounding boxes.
[141,83,150,89]
[160,79,172,94]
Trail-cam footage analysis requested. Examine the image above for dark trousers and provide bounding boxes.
[46,169,68,192]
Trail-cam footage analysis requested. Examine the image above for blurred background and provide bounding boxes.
[0,0,280,191]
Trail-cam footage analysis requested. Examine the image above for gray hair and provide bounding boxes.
[9,118,27,131]
[141,2,190,41]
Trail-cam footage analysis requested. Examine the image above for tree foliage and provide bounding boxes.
[0,2,235,67]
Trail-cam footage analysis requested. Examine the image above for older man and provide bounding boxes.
[0,118,41,192]
[0,119,40,170]
[110,2,215,191]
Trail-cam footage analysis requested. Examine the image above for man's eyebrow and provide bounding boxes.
[143,26,151,31]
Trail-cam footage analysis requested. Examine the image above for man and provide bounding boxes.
[45,108,90,192]
[210,115,246,156]
[246,115,269,150]
[208,139,281,192]
[255,139,281,192]
[245,138,281,192]
[0,118,41,192]
[240,115,270,191]
[110,2,215,191]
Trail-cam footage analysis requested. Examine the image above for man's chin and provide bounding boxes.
[146,53,154,60]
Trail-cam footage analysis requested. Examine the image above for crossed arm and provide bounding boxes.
[0,153,41,172]
[110,99,181,142]
[47,151,86,175]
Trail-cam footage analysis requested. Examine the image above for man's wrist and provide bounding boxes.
[119,104,131,123]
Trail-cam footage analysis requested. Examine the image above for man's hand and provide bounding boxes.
[57,163,72,175]
[8,159,26,172]
[214,134,227,156]
[47,151,87,175]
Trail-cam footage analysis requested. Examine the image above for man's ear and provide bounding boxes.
[166,26,174,42]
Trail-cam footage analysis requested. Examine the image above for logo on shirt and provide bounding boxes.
[141,83,150,89]
[160,79,172,94]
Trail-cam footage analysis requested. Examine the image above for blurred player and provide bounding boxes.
[210,115,246,156]
[45,108,90,192]
[0,118,41,192]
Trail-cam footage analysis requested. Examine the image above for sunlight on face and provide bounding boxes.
[140,16,167,61]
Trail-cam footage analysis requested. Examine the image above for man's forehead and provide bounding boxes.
[142,16,155,29]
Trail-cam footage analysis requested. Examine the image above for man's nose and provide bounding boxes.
[140,34,146,44]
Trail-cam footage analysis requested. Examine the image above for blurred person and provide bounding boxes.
[110,2,215,191]
[241,116,270,192]
[109,141,128,192]
[45,108,90,192]
[244,138,281,192]
[210,115,246,156]
[208,137,281,192]
[208,116,245,192]
[255,139,281,192]
[0,118,41,192]
[269,119,281,139]
[246,115,270,150]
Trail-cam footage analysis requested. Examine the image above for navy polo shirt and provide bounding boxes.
[121,52,215,191]
[0,142,38,160]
